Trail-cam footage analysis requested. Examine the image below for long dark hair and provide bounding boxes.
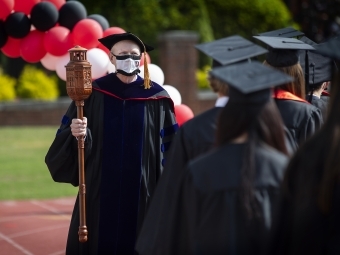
[263,61,306,99]
[216,98,288,218]
[284,62,340,214]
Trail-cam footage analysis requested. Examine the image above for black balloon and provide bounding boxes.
[58,1,87,30]
[0,20,8,48]
[88,14,109,31]
[31,2,58,32]
[4,12,31,39]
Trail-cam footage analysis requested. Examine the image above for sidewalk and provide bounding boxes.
[0,197,75,255]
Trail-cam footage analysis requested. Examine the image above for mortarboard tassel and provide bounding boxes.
[143,51,152,89]
[132,32,152,89]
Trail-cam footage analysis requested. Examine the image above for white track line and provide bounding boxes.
[0,231,34,255]
[30,200,70,218]
[48,250,65,255]
[9,224,69,238]
[0,214,36,223]
[0,200,70,255]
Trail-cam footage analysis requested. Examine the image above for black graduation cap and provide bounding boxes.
[299,36,318,46]
[195,35,268,66]
[300,47,332,85]
[257,27,304,38]
[253,36,315,67]
[98,32,154,52]
[299,37,332,86]
[315,36,340,61]
[210,61,294,107]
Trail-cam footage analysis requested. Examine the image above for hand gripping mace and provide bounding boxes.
[65,46,92,242]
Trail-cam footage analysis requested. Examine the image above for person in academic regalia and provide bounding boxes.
[298,36,333,120]
[45,32,177,255]
[268,36,340,255]
[306,81,330,119]
[135,36,271,255]
[254,36,323,147]
[138,61,294,255]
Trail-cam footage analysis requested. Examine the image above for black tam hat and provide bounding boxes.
[98,32,154,52]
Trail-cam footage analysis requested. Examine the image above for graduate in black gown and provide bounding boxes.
[45,32,177,255]
[254,35,323,146]
[269,36,340,255]
[139,61,295,255]
[135,36,269,255]
[164,35,269,167]
[298,36,333,120]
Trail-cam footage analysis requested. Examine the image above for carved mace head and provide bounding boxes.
[65,45,92,102]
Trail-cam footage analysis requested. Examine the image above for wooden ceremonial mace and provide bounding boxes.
[65,46,92,242]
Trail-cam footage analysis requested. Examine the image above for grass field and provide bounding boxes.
[0,126,78,201]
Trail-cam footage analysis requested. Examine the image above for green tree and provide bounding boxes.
[207,0,294,40]
[79,0,294,65]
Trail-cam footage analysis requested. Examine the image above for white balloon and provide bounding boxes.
[55,53,70,81]
[41,53,60,71]
[163,85,182,105]
[139,63,164,86]
[107,62,116,73]
[87,48,110,79]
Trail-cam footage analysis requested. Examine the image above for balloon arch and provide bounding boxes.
[0,0,194,124]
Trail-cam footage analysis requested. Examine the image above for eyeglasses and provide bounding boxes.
[110,52,140,56]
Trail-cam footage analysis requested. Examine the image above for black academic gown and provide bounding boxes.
[152,143,288,255]
[310,95,328,120]
[163,106,223,168]
[269,134,340,255]
[136,106,222,255]
[136,104,297,255]
[321,90,331,105]
[45,74,177,255]
[274,90,323,146]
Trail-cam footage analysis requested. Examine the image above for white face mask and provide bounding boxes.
[113,54,141,76]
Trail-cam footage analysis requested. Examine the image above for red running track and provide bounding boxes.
[0,197,75,255]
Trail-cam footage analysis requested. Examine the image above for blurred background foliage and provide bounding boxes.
[16,65,59,100]
[1,0,339,96]
[85,0,293,90]
[79,0,294,67]
[0,65,59,100]
[0,69,16,101]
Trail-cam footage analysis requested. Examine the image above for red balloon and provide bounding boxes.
[20,30,46,63]
[44,26,74,56]
[140,52,151,66]
[0,0,14,19]
[14,0,40,15]
[42,0,65,10]
[103,27,126,36]
[98,27,126,54]
[1,37,21,58]
[72,19,103,49]
[174,104,194,126]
